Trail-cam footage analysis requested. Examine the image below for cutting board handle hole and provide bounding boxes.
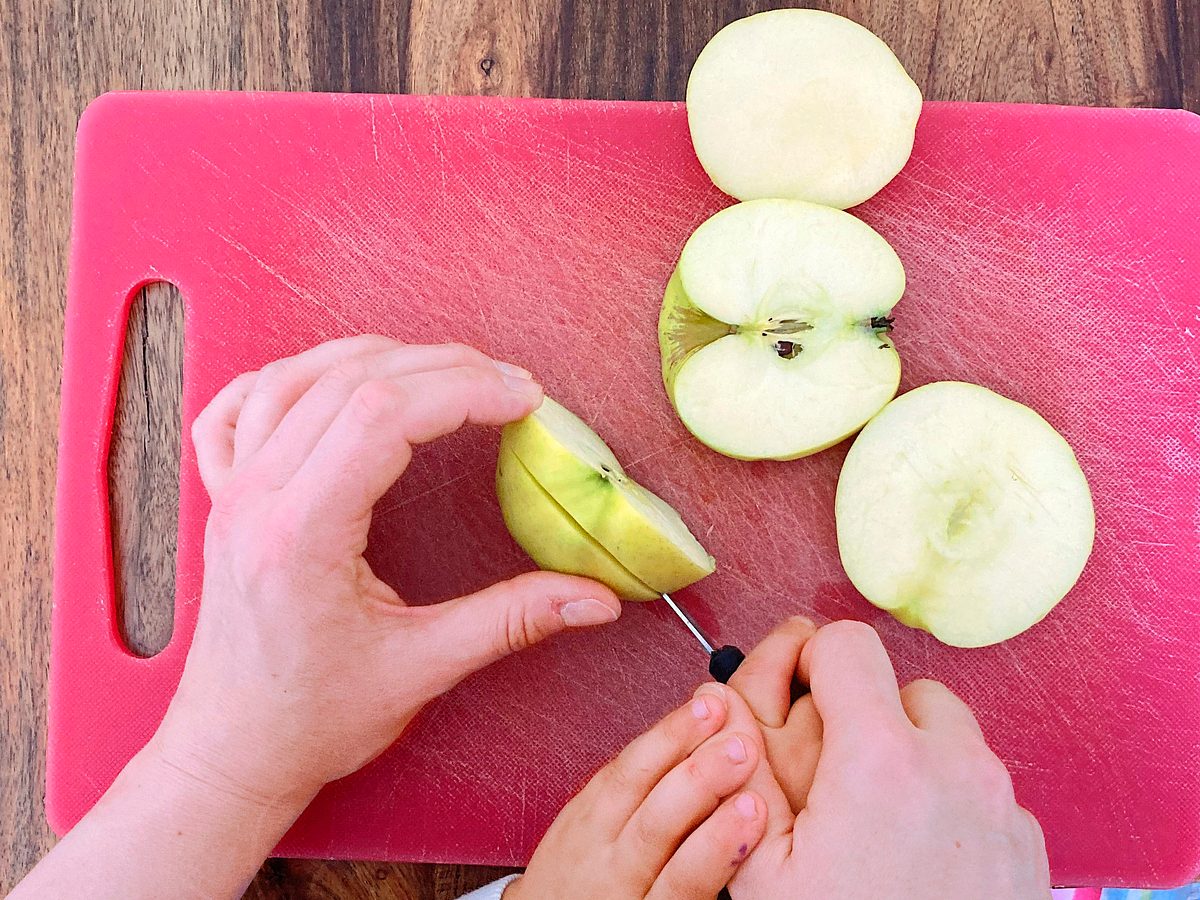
[108,281,184,658]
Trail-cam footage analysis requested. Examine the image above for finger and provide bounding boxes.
[190,371,258,495]
[647,792,766,900]
[568,684,732,834]
[727,616,816,728]
[255,347,533,481]
[232,334,399,465]
[618,730,759,876]
[797,621,910,746]
[696,684,795,844]
[769,694,823,811]
[899,679,986,742]
[284,369,542,533]
[406,571,621,697]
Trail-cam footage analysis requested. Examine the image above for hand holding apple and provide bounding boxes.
[166,335,623,807]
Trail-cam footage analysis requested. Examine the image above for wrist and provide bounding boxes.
[148,689,326,815]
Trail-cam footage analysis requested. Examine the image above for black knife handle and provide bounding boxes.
[709,643,810,707]
[708,645,746,683]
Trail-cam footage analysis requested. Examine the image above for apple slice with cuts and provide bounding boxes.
[496,397,715,599]
[835,381,1096,648]
[660,198,905,461]
[686,8,923,209]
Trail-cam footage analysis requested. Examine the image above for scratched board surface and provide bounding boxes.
[51,93,1200,887]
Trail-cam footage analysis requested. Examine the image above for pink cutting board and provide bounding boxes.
[52,92,1200,888]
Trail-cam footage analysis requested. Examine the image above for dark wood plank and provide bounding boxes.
[109,284,184,659]
[1,1,1195,896]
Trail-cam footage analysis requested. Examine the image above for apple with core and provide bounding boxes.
[686,8,923,209]
[835,381,1095,648]
[496,398,716,600]
[659,198,905,461]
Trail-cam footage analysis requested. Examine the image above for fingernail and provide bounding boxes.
[734,792,759,820]
[559,598,620,627]
[691,697,715,720]
[724,735,748,764]
[790,615,815,628]
[694,683,727,701]
[495,361,532,379]
[504,374,543,400]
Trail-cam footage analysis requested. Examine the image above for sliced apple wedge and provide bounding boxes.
[835,382,1096,648]
[496,449,658,600]
[496,398,715,599]
[687,9,922,209]
[660,199,905,461]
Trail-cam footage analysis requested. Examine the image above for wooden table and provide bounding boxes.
[1,1,1196,896]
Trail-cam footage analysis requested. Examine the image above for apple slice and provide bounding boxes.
[835,382,1096,648]
[686,9,922,209]
[660,198,905,461]
[496,448,658,600]
[497,398,715,599]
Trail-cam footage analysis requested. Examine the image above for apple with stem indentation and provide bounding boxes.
[835,381,1096,648]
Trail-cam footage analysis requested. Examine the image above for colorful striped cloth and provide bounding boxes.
[1054,887,1200,899]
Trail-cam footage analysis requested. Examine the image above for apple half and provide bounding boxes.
[686,8,923,209]
[496,398,716,600]
[835,382,1096,648]
[660,199,905,461]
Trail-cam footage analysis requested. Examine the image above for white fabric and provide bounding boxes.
[457,874,521,900]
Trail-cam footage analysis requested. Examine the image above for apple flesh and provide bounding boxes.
[660,199,905,461]
[496,398,715,599]
[686,9,922,209]
[835,382,1095,648]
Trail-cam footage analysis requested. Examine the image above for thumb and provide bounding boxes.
[414,571,621,689]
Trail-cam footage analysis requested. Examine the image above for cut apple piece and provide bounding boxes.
[496,448,658,600]
[686,9,923,209]
[835,382,1096,648]
[497,398,715,599]
[660,199,905,461]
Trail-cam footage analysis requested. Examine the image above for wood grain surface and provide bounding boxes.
[1,1,1195,896]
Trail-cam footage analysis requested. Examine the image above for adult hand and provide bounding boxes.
[160,335,622,809]
[728,621,1052,899]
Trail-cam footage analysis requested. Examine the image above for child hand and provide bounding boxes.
[154,336,623,812]
[508,686,768,900]
[727,621,1052,899]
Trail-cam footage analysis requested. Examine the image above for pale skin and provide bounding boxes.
[13,338,1051,899]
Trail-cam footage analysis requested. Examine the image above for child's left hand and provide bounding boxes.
[507,684,769,900]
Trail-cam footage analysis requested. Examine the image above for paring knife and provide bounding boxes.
[660,592,809,700]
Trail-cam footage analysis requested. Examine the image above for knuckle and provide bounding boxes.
[500,603,543,653]
[353,333,398,353]
[852,727,920,784]
[820,619,882,650]
[597,756,638,797]
[975,753,1018,806]
[348,379,405,425]
[630,813,662,849]
[252,359,292,395]
[901,678,952,705]
[443,342,481,364]
[324,357,371,390]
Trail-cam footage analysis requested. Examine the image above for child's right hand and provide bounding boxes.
[507,685,768,900]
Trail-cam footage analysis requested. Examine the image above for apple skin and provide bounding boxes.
[496,399,715,600]
[496,448,658,601]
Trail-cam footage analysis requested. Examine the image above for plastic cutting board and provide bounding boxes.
[52,92,1200,887]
